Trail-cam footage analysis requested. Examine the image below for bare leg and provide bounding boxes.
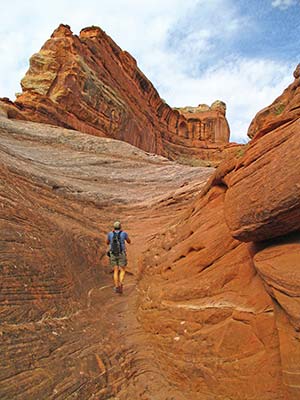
[119,267,126,284]
[113,266,119,289]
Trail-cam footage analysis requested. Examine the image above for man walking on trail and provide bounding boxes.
[106,221,131,294]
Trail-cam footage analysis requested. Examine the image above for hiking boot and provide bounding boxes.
[113,287,119,293]
[118,284,123,294]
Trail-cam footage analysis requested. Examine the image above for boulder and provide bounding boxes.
[224,119,300,242]
[254,235,300,398]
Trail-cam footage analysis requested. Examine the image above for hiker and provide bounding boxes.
[106,221,131,293]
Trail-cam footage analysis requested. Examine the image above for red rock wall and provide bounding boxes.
[137,68,300,399]
[225,119,300,242]
[138,185,285,399]
[2,24,232,163]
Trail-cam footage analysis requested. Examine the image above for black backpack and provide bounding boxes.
[111,231,122,256]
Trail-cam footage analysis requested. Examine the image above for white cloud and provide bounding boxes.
[271,0,298,9]
[141,51,294,142]
[0,0,297,143]
[0,0,193,95]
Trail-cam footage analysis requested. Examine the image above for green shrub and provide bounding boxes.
[274,103,285,115]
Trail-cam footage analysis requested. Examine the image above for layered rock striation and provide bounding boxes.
[137,67,300,399]
[1,25,300,400]
[0,113,214,400]
[0,24,233,164]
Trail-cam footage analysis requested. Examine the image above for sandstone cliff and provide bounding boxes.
[0,24,234,165]
[137,67,300,399]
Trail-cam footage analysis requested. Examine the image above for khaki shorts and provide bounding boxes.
[110,252,127,267]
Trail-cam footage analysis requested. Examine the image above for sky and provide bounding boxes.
[0,0,299,142]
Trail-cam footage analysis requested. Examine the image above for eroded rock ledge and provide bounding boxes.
[136,67,300,399]
[0,24,236,165]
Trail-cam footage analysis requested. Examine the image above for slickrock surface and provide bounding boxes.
[0,114,213,399]
[0,24,235,164]
[138,188,284,399]
[254,234,300,400]
[135,68,300,399]
[1,62,300,399]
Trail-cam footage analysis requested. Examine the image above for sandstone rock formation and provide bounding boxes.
[225,118,300,242]
[0,24,234,165]
[253,235,300,399]
[248,64,300,139]
[1,62,300,398]
[136,67,300,399]
[0,113,214,400]
[1,24,300,400]
[175,100,229,144]
[138,189,284,399]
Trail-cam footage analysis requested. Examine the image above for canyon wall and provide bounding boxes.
[0,24,234,164]
[137,66,300,399]
[0,66,299,398]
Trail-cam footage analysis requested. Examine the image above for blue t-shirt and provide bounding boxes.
[107,230,129,253]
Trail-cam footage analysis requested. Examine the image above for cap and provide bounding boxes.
[113,221,121,229]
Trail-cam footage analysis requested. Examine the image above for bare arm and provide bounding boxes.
[126,236,131,244]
